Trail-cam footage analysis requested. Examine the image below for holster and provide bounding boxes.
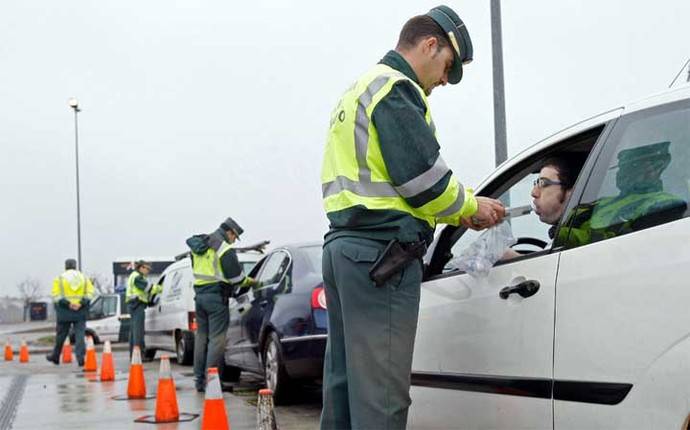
[369,239,426,287]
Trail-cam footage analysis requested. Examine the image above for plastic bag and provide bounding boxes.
[447,221,517,278]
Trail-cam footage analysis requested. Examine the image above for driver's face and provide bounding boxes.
[531,166,571,225]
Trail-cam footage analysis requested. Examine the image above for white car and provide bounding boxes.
[144,248,264,364]
[85,294,126,344]
[409,85,690,429]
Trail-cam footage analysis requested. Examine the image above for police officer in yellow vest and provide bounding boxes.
[320,6,505,429]
[126,260,162,358]
[46,258,94,366]
[186,217,256,392]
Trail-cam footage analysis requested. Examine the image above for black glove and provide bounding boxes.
[58,298,70,308]
[81,298,91,307]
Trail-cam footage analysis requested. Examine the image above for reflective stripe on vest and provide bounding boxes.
[192,241,239,286]
[321,64,465,228]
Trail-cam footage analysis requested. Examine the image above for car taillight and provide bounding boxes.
[188,311,197,331]
[311,285,327,310]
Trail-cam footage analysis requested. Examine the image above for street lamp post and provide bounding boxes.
[68,97,83,271]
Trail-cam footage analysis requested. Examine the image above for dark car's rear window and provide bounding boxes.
[302,246,323,274]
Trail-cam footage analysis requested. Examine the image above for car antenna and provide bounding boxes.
[668,57,690,88]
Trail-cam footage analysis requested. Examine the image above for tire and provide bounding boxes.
[220,362,241,383]
[176,331,195,366]
[86,330,100,345]
[143,347,157,361]
[263,332,291,404]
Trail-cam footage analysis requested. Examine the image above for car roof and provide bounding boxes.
[477,83,690,192]
[269,241,322,251]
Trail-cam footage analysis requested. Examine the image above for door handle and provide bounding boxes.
[259,301,269,308]
[499,280,540,300]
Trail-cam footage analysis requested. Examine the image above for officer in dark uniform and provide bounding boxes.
[186,217,256,392]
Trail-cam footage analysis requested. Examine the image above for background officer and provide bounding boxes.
[46,258,94,366]
[126,260,161,358]
[186,217,256,392]
[320,5,504,429]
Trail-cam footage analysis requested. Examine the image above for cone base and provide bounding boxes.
[89,377,127,383]
[134,412,199,423]
[112,393,157,400]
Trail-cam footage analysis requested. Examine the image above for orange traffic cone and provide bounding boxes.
[61,338,73,364]
[100,340,115,381]
[112,346,154,400]
[134,355,199,423]
[4,340,13,361]
[257,388,278,430]
[19,339,29,363]
[127,345,147,398]
[83,336,97,372]
[201,367,230,430]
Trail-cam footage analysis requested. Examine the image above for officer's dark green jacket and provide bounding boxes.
[325,51,467,246]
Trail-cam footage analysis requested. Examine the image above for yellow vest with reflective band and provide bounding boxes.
[321,63,476,228]
[126,271,150,304]
[52,270,94,305]
[192,241,243,287]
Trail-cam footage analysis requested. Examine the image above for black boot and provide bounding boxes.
[45,354,59,365]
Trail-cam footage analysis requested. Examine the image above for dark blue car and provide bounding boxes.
[222,242,326,403]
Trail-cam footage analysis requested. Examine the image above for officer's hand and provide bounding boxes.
[462,197,505,230]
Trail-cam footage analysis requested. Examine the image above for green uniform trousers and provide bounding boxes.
[128,300,146,356]
[320,236,423,430]
[193,290,229,389]
[49,319,86,364]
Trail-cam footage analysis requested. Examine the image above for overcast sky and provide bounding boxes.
[1,0,688,297]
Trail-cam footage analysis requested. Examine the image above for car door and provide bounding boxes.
[99,296,119,341]
[227,256,266,367]
[409,123,612,429]
[242,250,291,371]
[553,98,690,429]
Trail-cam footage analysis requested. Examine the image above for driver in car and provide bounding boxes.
[502,156,580,259]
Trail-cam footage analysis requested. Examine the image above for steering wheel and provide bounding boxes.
[509,237,548,253]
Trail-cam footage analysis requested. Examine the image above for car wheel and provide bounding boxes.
[86,331,100,345]
[176,331,194,366]
[143,347,157,361]
[263,332,291,404]
[220,362,241,383]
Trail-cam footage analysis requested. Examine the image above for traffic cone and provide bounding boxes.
[133,355,199,423]
[201,367,229,430]
[112,346,155,400]
[83,336,97,372]
[127,345,147,398]
[61,338,73,364]
[100,340,115,381]
[19,339,29,363]
[257,388,278,430]
[4,340,13,361]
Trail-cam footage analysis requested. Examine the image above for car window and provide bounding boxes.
[302,246,323,274]
[256,251,290,285]
[558,100,690,248]
[450,172,552,260]
[103,296,118,317]
[88,296,103,318]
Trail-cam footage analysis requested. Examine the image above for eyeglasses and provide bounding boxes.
[533,177,563,189]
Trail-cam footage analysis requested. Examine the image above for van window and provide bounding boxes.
[559,100,690,248]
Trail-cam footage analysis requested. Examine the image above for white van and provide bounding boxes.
[408,84,690,429]
[145,247,264,364]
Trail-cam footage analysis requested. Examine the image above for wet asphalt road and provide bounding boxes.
[0,346,321,430]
